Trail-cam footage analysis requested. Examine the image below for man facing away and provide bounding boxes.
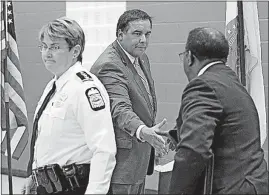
[91,9,168,194]
[158,27,268,194]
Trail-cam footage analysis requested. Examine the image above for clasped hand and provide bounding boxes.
[155,128,178,151]
[140,119,169,157]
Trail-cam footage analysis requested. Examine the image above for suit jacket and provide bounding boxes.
[169,63,268,194]
[90,40,157,184]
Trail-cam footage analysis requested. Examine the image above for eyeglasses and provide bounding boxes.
[178,51,187,62]
[38,44,70,53]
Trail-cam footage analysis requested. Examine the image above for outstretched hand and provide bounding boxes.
[140,119,169,157]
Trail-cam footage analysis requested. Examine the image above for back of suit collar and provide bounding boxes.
[198,61,224,76]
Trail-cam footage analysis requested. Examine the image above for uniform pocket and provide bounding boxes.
[44,105,66,137]
[50,106,66,119]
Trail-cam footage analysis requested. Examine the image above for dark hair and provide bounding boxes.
[185,27,229,61]
[116,9,152,37]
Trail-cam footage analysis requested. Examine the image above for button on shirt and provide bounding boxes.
[33,62,116,194]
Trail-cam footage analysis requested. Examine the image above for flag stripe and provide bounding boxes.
[1,83,27,127]
[1,67,24,100]
[7,40,21,71]
[5,126,27,157]
[1,84,18,128]
[1,125,17,154]
[2,131,6,142]
[1,72,4,88]
[7,57,24,90]
[1,20,4,31]
[5,65,25,101]
[9,92,28,126]
[11,126,28,160]
[1,30,5,41]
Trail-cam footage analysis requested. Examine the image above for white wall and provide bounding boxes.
[66,2,126,69]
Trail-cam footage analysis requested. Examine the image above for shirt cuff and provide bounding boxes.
[136,125,146,142]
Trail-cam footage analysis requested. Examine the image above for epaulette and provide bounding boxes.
[76,71,93,82]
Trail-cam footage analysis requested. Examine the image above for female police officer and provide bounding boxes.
[21,17,116,195]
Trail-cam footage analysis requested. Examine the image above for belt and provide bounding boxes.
[62,163,90,189]
[32,163,90,194]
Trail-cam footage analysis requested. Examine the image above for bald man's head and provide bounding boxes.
[185,27,229,62]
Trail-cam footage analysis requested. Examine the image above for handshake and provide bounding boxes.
[139,118,178,158]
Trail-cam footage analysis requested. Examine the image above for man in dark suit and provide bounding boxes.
[157,27,268,194]
[90,9,168,194]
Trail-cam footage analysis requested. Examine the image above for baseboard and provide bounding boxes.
[145,189,158,194]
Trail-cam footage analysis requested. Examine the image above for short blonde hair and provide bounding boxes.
[39,17,85,62]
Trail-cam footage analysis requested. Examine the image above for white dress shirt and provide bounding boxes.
[33,62,116,194]
[117,40,146,141]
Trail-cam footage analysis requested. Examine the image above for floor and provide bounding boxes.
[1,174,25,194]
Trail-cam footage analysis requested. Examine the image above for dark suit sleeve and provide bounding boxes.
[168,106,183,143]
[96,62,144,136]
[169,78,223,194]
[169,129,178,143]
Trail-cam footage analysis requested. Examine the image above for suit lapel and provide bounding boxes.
[112,41,155,117]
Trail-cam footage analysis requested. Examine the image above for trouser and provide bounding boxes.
[108,179,145,195]
[35,181,114,195]
[24,176,88,195]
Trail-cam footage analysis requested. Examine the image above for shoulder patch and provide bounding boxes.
[85,87,105,111]
[76,71,93,82]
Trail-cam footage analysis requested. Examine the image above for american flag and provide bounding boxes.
[1,0,29,160]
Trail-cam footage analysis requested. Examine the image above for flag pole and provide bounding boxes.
[3,0,14,194]
[237,1,246,86]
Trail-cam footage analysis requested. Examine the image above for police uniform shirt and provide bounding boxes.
[33,62,116,194]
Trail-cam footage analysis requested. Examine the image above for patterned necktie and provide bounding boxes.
[27,82,56,174]
[134,58,153,108]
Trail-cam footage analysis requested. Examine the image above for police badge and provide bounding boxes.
[85,87,105,111]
